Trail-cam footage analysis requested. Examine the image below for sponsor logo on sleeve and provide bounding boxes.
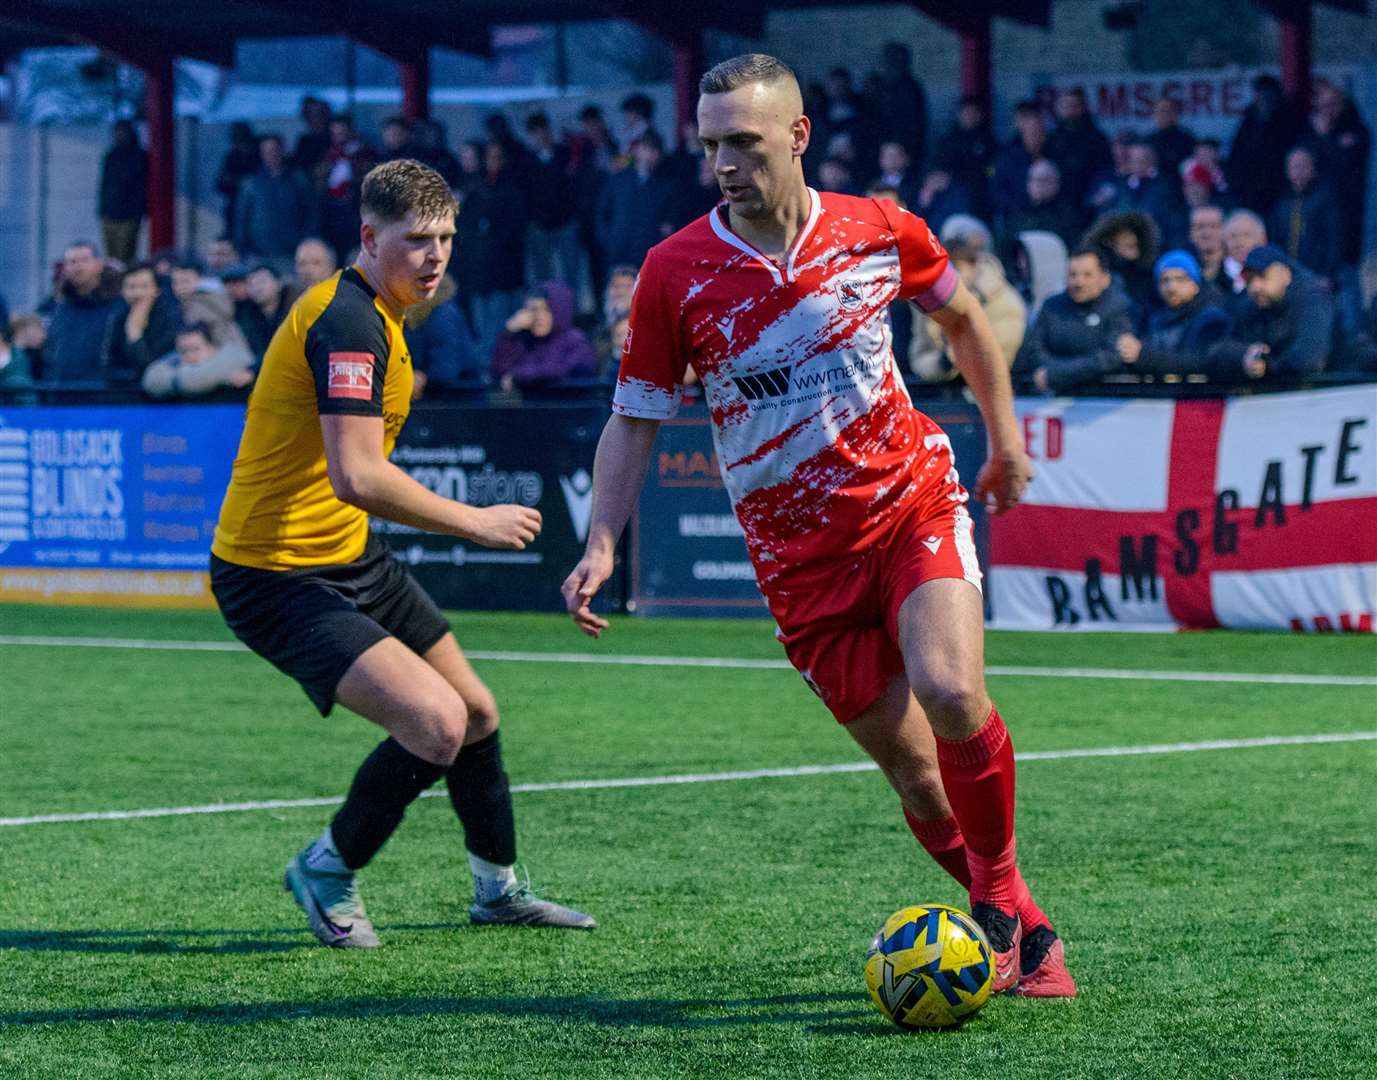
[327,352,376,399]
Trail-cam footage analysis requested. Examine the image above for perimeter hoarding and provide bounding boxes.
[0,404,241,607]
[373,403,612,613]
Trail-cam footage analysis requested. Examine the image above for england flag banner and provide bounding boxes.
[988,387,1377,633]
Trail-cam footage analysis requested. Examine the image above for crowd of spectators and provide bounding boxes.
[3,56,1375,404]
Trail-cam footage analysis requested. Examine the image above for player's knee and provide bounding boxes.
[913,674,989,732]
[412,695,469,765]
[464,690,500,743]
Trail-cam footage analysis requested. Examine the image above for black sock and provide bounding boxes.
[446,731,517,866]
[330,738,446,870]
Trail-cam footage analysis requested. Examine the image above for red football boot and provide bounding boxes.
[971,902,1022,993]
[1013,926,1079,998]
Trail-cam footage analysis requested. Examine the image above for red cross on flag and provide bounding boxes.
[988,387,1377,633]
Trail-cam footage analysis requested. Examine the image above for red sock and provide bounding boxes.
[1015,870,1052,931]
[934,706,1023,912]
[903,809,972,889]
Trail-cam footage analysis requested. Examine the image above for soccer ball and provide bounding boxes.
[864,904,994,1029]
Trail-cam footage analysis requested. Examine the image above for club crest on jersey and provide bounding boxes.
[327,352,375,399]
[834,279,866,313]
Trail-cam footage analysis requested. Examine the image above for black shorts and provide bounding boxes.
[210,536,451,716]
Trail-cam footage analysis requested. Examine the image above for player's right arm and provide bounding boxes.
[562,251,686,637]
[309,286,539,551]
[321,414,540,550]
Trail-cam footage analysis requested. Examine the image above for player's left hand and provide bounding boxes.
[975,447,1034,516]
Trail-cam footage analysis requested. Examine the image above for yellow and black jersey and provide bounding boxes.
[211,266,413,570]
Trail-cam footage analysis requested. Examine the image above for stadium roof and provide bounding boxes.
[0,1,1059,66]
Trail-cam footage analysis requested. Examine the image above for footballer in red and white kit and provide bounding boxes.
[565,54,1076,1000]
[614,188,981,724]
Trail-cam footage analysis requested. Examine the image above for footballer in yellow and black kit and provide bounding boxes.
[210,266,450,714]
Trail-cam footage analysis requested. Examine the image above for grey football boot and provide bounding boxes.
[469,871,597,930]
[284,850,382,948]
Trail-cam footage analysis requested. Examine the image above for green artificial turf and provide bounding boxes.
[1,605,1374,1079]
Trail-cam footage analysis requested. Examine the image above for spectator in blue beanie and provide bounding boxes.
[1116,250,1230,377]
[1208,244,1332,381]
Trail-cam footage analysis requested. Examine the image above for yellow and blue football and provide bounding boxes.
[864,904,994,1029]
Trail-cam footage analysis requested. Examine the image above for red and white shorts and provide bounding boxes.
[764,488,982,726]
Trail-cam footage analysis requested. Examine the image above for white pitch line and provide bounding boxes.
[1,634,1374,687]
[0,731,1372,829]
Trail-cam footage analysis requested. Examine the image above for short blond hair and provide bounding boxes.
[360,159,457,225]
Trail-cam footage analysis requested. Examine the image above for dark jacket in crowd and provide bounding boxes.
[992,139,1038,219]
[99,142,148,222]
[934,121,996,220]
[1109,173,1184,249]
[1015,285,1137,393]
[1147,124,1197,188]
[1225,97,1302,215]
[411,143,462,188]
[999,199,1084,263]
[217,131,261,230]
[404,277,482,388]
[45,267,124,383]
[1045,118,1112,207]
[525,144,578,231]
[455,171,529,296]
[1209,266,1333,379]
[102,291,180,384]
[0,346,35,395]
[910,180,970,238]
[597,162,681,269]
[491,280,596,388]
[1300,105,1371,265]
[1133,293,1231,376]
[1083,211,1162,326]
[675,177,724,230]
[234,168,317,260]
[234,286,297,360]
[1339,295,1377,374]
[291,129,331,177]
[1268,184,1342,279]
[875,72,928,164]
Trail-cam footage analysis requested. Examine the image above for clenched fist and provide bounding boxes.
[467,504,542,550]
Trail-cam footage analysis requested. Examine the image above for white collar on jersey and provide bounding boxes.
[708,186,822,286]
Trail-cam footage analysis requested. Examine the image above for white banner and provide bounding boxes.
[1029,65,1364,143]
[989,387,1377,633]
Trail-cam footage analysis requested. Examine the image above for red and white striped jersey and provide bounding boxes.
[613,188,960,579]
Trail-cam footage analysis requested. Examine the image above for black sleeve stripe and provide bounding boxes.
[305,272,391,417]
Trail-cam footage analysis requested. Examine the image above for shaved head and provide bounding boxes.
[697,53,809,221]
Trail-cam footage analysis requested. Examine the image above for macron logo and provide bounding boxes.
[560,468,594,543]
[715,316,736,344]
[921,535,943,555]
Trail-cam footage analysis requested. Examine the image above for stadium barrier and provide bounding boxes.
[0,387,1372,631]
